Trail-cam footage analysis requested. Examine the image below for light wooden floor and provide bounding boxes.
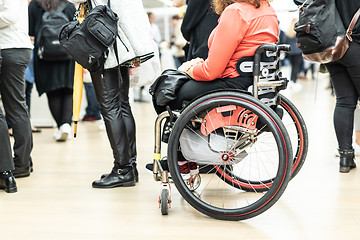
[1,71,360,240]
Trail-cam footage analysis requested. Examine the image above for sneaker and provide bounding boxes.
[189,162,199,176]
[178,161,190,180]
[55,123,71,142]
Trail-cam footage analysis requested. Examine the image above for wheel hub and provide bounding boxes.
[221,152,234,162]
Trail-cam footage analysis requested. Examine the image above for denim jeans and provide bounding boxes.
[83,82,101,118]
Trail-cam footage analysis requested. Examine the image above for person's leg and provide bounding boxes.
[169,76,253,110]
[329,65,357,150]
[326,42,360,172]
[119,67,137,165]
[83,82,101,120]
[59,87,73,126]
[0,108,14,172]
[46,89,63,128]
[25,81,33,112]
[289,55,303,83]
[0,49,32,174]
[47,88,72,141]
[91,67,135,188]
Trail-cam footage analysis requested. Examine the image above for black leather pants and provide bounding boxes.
[90,66,136,167]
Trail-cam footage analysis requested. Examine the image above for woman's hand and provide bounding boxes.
[178,58,204,78]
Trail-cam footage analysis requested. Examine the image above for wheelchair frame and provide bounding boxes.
[151,44,308,220]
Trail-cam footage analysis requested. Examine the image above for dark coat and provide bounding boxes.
[181,0,219,60]
[28,0,76,96]
[335,0,360,44]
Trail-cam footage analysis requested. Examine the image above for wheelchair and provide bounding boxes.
[151,44,308,221]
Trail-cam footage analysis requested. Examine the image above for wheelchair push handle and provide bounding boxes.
[278,44,291,52]
[253,44,291,77]
[253,44,277,76]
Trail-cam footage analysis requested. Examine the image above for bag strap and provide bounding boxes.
[86,0,123,69]
[346,8,360,42]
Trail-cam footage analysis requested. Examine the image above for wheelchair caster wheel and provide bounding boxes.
[159,188,170,215]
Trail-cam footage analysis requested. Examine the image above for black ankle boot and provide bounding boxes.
[12,166,31,178]
[93,166,135,188]
[100,162,139,182]
[0,171,17,193]
[339,149,357,173]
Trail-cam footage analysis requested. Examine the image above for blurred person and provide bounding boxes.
[0,0,34,179]
[147,12,162,47]
[170,15,187,68]
[24,52,42,132]
[284,18,303,91]
[325,0,360,173]
[69,0,154,188]
[82,69,101,122]
[132,11,163,103]
[181,0,220,60]
[29,0,76,142]
[7,0,40,135]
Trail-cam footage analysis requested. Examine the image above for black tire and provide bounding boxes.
[167,91,293,221]
[278,94,308,179]
[160,188,169,215]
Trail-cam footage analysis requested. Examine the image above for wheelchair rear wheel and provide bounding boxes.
[278,94,308,179]
[167,91,293,221]
[216,94,309,192]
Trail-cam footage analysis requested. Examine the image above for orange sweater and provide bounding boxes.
[192,2,279,81]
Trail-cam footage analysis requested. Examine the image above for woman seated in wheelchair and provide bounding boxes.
[150,0,279,184]
[173,0,279,109]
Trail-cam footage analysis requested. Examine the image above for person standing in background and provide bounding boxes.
[69,0,154,188]
[132,11,162,103]
[0,0,34,180]
[29,0,76,142]
[170,15,187,68]
[325,0,360,173]
[283,18,303,92]
[181,0,219,60]
[0,47,17,192]
[148,12,162,47]
[82,69,101,122]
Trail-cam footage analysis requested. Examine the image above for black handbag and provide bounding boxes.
[149,69,191,112]
[59,0,119,72]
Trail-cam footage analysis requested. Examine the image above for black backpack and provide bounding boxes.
[294,0,345,55]
[59,0,119,72]
[37,1,72,61]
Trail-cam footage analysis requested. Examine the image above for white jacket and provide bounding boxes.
[0,0,33,50]
[69,0,154,69]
